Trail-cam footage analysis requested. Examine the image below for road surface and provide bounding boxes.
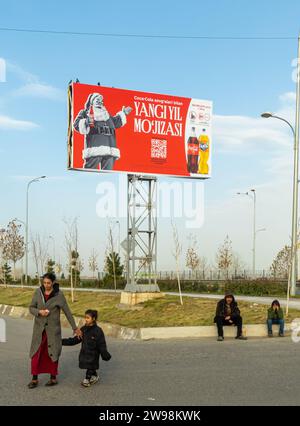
[1,316,300,406]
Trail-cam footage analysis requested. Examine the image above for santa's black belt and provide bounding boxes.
[93,125,114,136]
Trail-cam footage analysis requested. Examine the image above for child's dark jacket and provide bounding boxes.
[62,323,111,370]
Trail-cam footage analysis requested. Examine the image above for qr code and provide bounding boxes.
[151,139,167,159]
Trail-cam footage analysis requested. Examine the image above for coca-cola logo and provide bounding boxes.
[188,144,199,155]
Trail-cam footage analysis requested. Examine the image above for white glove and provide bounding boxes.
[78,118,90,134]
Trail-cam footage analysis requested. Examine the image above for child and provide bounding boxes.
[267,300,284,337]
[62,309,111,387]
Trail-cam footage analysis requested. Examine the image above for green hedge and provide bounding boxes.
[157,279,287,296]
[223,279,288,296]
[157,280,222,294]
[9,277,289,297]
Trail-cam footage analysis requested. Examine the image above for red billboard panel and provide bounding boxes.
[67,82,212,178]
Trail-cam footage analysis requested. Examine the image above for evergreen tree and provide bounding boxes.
[46,258,55,274]
[104,251,124,279]
[69,250,81,285]
[1,262,12,284]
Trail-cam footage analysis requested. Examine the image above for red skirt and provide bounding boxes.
[31,330,58,376]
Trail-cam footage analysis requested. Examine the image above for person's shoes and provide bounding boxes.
[279,333,284,337]
[217,336,224,341]
[89,375,99,385]
[45,379,58,386]
[235,335,247,340]
[268,332,273,338]
[27,380,38,389]
[81,378,91,387]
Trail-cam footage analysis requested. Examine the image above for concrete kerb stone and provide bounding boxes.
[0,304,141,340]
[0,304,293,340]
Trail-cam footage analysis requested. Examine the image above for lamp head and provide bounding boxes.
[261,112,273,118]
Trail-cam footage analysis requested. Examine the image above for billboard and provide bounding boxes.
[67,82,212,178]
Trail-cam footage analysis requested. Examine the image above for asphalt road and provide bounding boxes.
[1,316,300,406]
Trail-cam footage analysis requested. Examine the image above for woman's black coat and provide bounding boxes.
[62,323,111,370]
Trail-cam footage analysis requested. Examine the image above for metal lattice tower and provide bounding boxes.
[124,174,160,292]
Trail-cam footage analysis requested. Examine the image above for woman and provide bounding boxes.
[28,272,81,388]
[267,299,284,337]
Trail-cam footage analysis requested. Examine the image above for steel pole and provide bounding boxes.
[25,183,29,284]
[252,190,256,277]
[24,176,46,284]
[291,35,300,296]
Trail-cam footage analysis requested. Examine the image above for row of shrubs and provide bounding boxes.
[21,277,289,297]
[155,279,288,296]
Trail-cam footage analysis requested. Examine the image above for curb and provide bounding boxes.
[0,303,296,340]
[0,304,140,340]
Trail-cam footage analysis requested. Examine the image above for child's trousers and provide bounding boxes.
[86,369,97,379]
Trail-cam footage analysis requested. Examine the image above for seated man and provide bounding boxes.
[267,300,284,337]
[214,293,247,341]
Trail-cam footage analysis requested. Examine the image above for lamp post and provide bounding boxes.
[237,189,258,277]
[25,176,46,284]
[261,112,298,296]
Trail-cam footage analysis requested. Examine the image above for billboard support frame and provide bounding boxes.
[124,174,160,293]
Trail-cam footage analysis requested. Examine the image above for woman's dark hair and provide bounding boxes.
[85,309,98,321]
[271,299,281,308]
[42,272,56,283]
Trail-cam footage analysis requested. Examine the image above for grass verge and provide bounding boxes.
[0,287,299,328]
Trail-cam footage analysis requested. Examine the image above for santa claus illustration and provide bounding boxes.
[73,93,132,170]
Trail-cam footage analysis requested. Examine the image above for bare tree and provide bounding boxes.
[31,235,40,278]
[186,234,200,278]
[31,233,49,280]
[107,223,117,292]
[0,228,7,286]
[231,253,246,276]
[88,249,98,279]
[2,221,25,281]
[198,256,209,278]
[54,260,63,278]
[63,217,79,302]
[216,235,233,278]
[171,222,183,305]
[78,258,84,273]
[270,245,291,279]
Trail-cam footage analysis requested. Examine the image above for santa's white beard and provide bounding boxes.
[93,106,110,121]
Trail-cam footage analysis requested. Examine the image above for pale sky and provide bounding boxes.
[0,0,299,276]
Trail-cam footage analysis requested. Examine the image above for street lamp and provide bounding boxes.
[261,111,298,296]
[237,189,259,277]
[25,176,46,284]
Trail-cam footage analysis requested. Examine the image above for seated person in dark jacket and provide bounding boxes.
[267,300,284,337]
[214,293,247,341]
[62,309,111,387]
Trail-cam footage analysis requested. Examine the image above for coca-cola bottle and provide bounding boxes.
[88,105,95,128]
[187,127,199,173]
